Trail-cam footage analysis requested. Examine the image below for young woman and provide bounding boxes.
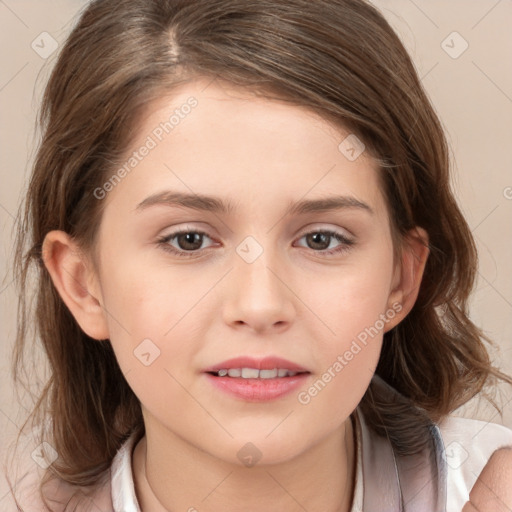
[7,0,512,510]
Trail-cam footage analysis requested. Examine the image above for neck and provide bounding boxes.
[132,416,356,512]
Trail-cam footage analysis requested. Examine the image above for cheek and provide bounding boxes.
[94,253,179,371]
[307,246,395,345]
[295,245,394,410]
[97,267,196,418]
[295,290,388,434]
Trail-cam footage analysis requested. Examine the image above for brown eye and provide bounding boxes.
[295,230,355,255]
[175,232,204,251]
[157,229,216,258]
[305,232,331,250]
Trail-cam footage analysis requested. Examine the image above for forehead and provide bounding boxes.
[102,77,388,219]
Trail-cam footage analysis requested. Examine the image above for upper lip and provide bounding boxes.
[204,356,310,373]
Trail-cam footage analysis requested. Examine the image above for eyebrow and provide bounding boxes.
[135,191,373,216]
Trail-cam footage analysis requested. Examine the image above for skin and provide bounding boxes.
[463,447,512,512]
[42,77,429,512]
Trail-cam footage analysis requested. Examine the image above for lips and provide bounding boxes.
[203,356,311,401]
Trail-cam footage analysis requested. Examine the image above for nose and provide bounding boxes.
[222,248,296,334]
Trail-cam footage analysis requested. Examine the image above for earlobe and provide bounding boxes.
[41,230,109,340]
[384,227,429,332]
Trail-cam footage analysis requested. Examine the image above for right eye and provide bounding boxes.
[156,229,217,258]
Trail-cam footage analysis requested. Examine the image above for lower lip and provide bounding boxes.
[205,373,310,402]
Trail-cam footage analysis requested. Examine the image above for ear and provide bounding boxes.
[41,230,109,340]
[384,227,429,332]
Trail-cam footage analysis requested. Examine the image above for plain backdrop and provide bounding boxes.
[1,0,511,504]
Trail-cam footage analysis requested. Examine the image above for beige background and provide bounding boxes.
[1,0,511,505]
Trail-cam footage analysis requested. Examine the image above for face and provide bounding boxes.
[56,78,418,465]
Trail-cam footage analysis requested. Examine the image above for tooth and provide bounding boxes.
[217,367,301,379]
[241,368,260,379]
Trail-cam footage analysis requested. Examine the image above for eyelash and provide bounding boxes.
[156,228,355,259]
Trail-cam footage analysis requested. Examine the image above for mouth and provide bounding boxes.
[203,356,311,401]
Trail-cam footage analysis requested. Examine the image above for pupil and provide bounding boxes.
[179,232,202,250]
[309,233,329,250]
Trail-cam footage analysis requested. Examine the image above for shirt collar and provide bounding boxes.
[355,375,447,512]
[110,417,365,511]
[111,430,142,512]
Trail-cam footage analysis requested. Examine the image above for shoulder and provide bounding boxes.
[465,446,512,511]
[437,415,512,512]
[6,468,113,512]
[4,438,113,512]
[5,427,142,512]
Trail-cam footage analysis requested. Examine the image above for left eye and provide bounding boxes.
[295,230,354,254]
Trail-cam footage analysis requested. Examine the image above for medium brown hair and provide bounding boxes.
[9,0,511,508]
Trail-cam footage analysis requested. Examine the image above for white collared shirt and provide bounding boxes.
[107,416,512,512]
